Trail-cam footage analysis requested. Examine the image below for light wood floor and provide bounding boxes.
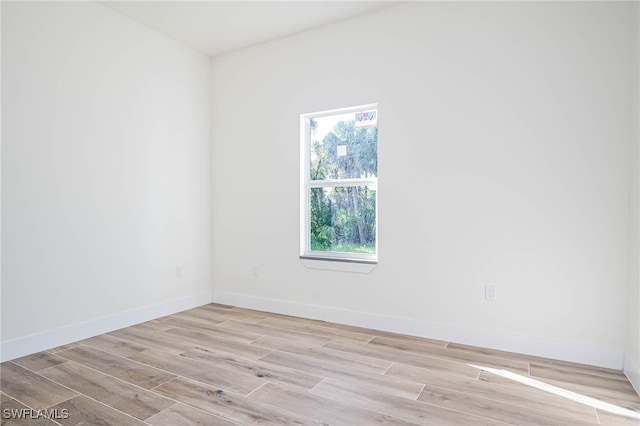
[1,304,639,425]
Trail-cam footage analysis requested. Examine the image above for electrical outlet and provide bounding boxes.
[176,266,183,278]
[251,265,260,277]
[485,284,496,302]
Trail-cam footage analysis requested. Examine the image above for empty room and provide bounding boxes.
[1,1,640,425]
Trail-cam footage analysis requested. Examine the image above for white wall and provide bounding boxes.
[211,2,635,368]
[626,0,640,394]
[1,2,212,360]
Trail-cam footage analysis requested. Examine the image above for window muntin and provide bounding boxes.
[301,105,378,262]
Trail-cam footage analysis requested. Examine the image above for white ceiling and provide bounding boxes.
[99,1,398,58]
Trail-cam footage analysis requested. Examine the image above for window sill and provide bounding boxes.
[299,256,377,273]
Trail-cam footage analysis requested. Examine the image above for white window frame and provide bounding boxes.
[300,104,378,264]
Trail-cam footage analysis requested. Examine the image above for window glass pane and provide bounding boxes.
[309,186,376,254]
[309,111,377,180]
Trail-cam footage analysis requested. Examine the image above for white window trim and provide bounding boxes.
[300,104,378,267]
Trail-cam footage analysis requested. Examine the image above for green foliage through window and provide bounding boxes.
[304,107,378,258]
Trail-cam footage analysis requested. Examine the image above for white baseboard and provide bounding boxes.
[212,291,625,370]
[0,292,211,362]
[624,352,640,396]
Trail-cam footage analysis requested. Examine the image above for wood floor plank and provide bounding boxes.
[260,350,425,399]
[253,335,392,374]
[311,378,513,426]
[146,402,239,426]
[181,346,323,390]
[160,310,224,325]
[80,334,150,357]
[541,378,640,412]
[417,383,601,426]
[131,320,188,333]
[318,322,448,347]
[160,316,232,335]
[530,363,638,395]
[163,327,271,359]
[55,346,176,390]
[51,395,148,426]
[39,361,175,421]
[164,321,264,344]
[217,319,332,346]
[386,362,600,424]
[256,317,374,343]
[47,343,81,353]
[0,398,60,425]
[370,336,530,374]
[478,370,640,411]
[370,335,451,352]
[326,338,481,378]
[249,381,420,426]
[119,320,175,333]
[209,303,236,309]
[128,348,265,396]
[153,377,320,425]
[191,305,267,323]
[0,362,78,409]
[164,309,231,325]
[596,407,640,425]
[108,326,197,355]
[447,342,628,381]
[252,311,325,326]
[10,351,67,372]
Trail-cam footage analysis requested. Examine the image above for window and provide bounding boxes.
[300,104,378,263]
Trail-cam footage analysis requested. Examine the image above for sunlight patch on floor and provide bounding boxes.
[469,364,640,420]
